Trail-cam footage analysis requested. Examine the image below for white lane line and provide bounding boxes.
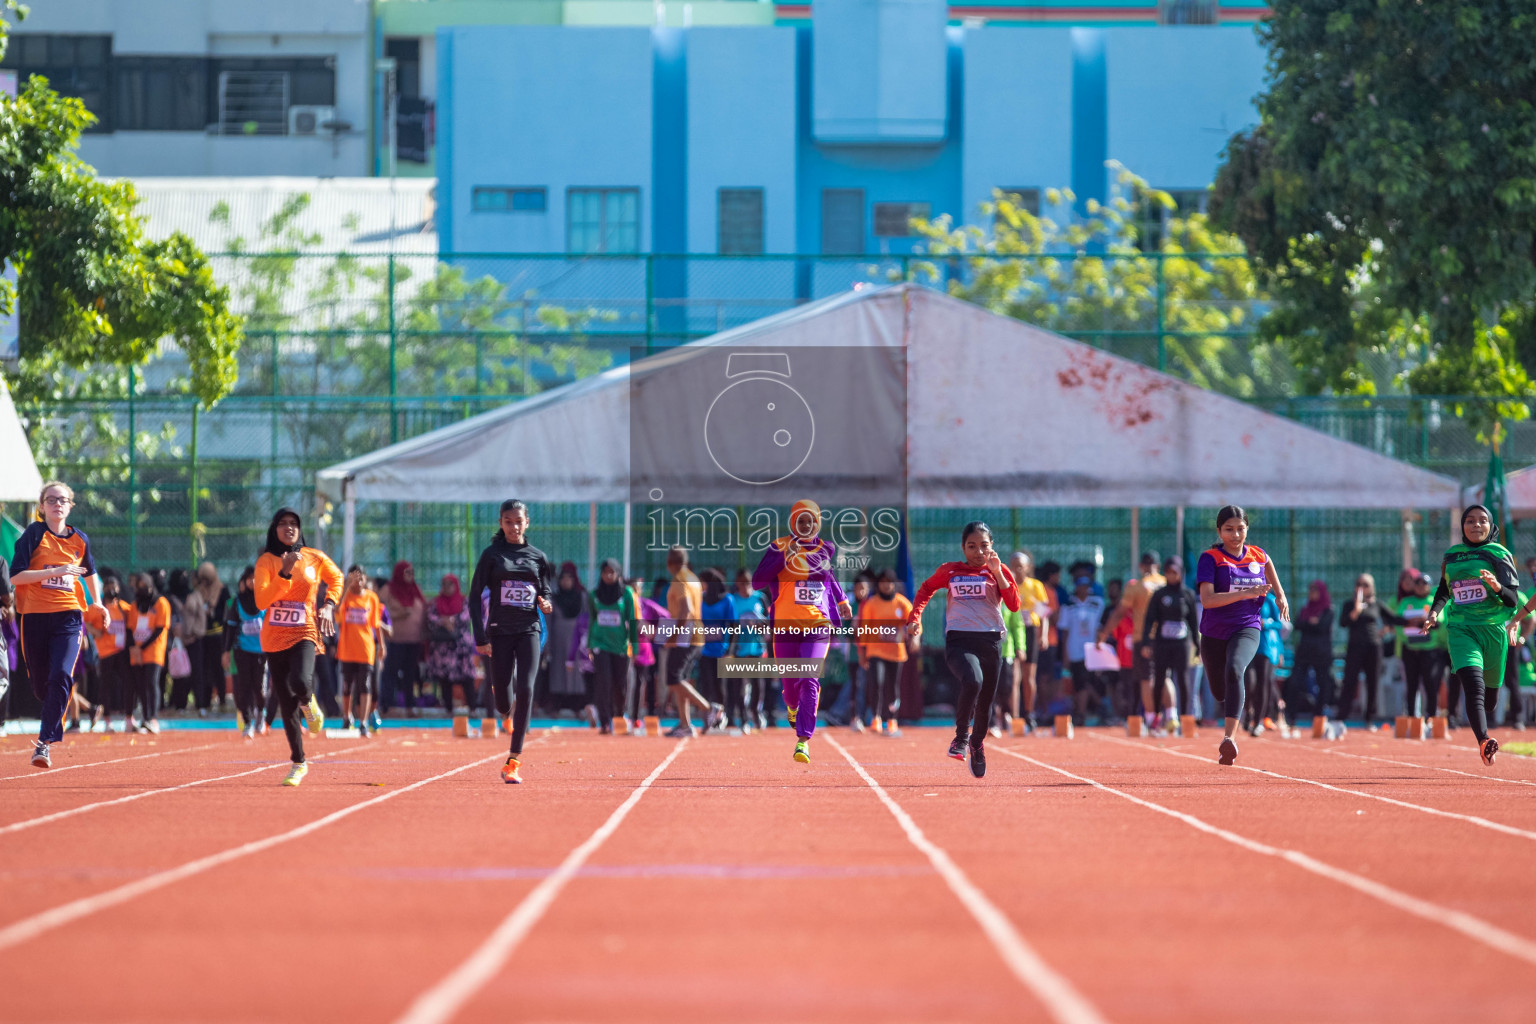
[1092,733,1536,845]
[0,751,506,951]
[0,749,354,837]
[394,739,689,1024]
[827,736,1110,1024]
[0,742,224,782]
[995,745,1536,968]
[1320,748,1536,789]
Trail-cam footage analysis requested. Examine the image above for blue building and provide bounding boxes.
[435,1,1266,256]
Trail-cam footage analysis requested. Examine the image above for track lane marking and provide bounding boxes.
[394,739,689,1024]
[1092,733,1536,844]
[1319,748,1536,789]
[995,745,1536,968]
[0,749,357,837]
[0,750,507,950]
[828,736,1111,1024]
[0,742,224,782]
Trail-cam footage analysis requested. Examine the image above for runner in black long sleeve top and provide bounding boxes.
[468,500,555,782]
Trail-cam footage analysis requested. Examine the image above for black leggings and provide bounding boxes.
[1451,666,1500,743]
[232,649,266,728]
[1288,646,1336,712]
[696,655,722,708]
[867,657,902,721]
[130,662,163,722]
[268,641,316,764]
[945,631,1003,747]
[1401,647,1445,717]
[99,652,130,717]
[1339,641,1383,723]
[1244,654,1273,730]
[1151,642,1191,715]
[592,650,628,729]
[629,660,657,719]
[341,661,373,705]
[490,632,541,755]
[1200,628,1259,722]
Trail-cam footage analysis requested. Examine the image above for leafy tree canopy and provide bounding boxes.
[1,6,242,406]
[1211,0,1536,423]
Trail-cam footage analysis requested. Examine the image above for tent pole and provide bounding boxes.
[1401,509,1414,571]
[342,479,356,571]
[588,501,599,586]
[1175,506,1184,561]
[1129,507,1139,576]
[622,501,633,578]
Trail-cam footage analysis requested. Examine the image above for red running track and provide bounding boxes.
[2,724,1536,1023]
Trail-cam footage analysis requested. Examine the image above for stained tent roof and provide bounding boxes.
[315,284,1461,509]
[0,375,43,502]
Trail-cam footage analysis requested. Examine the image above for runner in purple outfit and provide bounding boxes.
[751,499,852,764]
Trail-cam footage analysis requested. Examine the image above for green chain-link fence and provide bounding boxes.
[12,252,1533,609]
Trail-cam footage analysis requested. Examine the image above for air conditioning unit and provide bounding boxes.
[288,105,337,136]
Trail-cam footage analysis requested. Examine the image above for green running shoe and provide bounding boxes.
[793,739,810,764]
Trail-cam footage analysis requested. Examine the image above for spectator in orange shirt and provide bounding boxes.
[336,565,386,736]
[125,571,171,734]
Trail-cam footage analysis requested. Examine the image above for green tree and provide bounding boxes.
[1211,0,1536,425]
[0,69,243,405]
[909,167,1285,398]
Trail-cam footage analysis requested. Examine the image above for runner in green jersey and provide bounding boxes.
[1423,504,1517,766]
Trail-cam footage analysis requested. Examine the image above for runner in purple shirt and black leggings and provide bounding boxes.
[1196,505,1290,767]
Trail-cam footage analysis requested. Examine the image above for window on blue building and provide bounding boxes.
[998,188,1041,217]
[1136,189,1208,252]
[568,188,640,254]
[1,34,113,132]
[473,187,547,213]
[873,202,931,238]
[718,188,765,255]
[821,189,865,255]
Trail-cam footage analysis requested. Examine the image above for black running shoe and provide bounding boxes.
[1218,737,1238,765]
[947,737,967,761]
[969,744,986,779]
[1481,737,1499,766]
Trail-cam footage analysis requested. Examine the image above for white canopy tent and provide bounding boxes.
[316,284,1462,569]
[0,375,43,502]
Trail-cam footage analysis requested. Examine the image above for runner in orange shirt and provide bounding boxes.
[855,569,913,737]
[254,507,343,786]
[12,481,107,767]
[336,565,385,736]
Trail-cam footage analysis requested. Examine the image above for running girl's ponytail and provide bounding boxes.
[494,498,530,542]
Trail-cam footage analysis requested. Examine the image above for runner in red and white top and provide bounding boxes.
[906,521,1020,778]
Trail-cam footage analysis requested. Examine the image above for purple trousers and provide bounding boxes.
[774,633,831,739]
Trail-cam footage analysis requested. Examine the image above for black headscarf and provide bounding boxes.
[134,572,159,613]
[594,558,624,605]
[264,507,308,557]
[553,561,585,618]
[1461,504,1498,546]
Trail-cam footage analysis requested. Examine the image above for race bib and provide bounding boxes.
[1160,620,1188,640]
[794,580,825,606]
[268,601,307,627]
[40,565,73,591]
[133,620,151,644]
[345,606,369,625]
[109,622,125,645]
[501,580,535,609]
[596,609,622,628]
[241,618,262,636]
[950,575,988,600]
[1451,579,1487,605]
[1229,574,1265,593]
